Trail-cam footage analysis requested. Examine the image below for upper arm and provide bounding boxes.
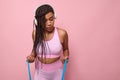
[62,31,69,51]
[32,29,36,42]
[61,29,69,57]
[31,29,36,57]
[56,28,70,58]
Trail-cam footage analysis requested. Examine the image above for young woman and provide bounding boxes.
[27,4,69,80]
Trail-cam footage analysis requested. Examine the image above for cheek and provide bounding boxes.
[45,22,48,26]
[51,21,55,25]
[52,20,55,24]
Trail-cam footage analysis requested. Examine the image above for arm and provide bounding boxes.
[31,29,36,57]
[26,30,36,63]
[62,30,69,60]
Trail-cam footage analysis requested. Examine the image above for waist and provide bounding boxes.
[37,55,60,64]
[35,59,63,72]
[37,54,60,58]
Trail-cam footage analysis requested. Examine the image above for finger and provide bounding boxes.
[27,56,31,61]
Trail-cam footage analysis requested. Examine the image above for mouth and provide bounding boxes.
[47,27,52,30]
[46,25,53,29]
[46,27,52,31]
[46,27,54,32]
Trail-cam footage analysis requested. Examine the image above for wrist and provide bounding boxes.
[64,56,69,60]
[30,54,35,58]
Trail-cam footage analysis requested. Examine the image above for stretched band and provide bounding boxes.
[62,59,68,80]
[26,60,32,80]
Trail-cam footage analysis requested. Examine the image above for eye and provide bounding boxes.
[49,17,54,21]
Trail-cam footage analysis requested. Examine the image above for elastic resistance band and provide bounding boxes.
[26,60,32,80]
[62,59,68,80]
[26,59,68,80]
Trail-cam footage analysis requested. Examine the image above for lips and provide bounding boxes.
[47,27,52,30]
[46,26,54,32]
[46,27,52,31]
[46,25,52,29]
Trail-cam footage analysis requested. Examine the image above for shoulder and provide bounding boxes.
[56,27,68,37]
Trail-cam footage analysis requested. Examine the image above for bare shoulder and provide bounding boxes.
[56,27,68,37]
[56,27,68,44]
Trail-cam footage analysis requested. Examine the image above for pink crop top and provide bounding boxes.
[36,27,63,58]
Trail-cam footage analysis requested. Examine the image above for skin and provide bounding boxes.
[27,12,69,64]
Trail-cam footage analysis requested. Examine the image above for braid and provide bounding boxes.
[32,4,54,58]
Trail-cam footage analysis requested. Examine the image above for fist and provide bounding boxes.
[60,56,69,64]
[26,55,35,63]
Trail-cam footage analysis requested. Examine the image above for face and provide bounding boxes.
[45,12,55,32]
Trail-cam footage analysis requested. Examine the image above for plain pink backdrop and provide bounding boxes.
[0,0,120,80]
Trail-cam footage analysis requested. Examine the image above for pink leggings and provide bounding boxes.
[34,60,63,80]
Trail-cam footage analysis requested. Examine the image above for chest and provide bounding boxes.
[45,32,54,41]
[45,32,63,44]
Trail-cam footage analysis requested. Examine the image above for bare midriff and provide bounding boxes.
[38,56,60,64]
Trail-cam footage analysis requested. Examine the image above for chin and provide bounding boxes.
[46,27,54,33]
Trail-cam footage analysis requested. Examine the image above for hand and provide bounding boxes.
[61,56,69,64]
[26,55,35,63]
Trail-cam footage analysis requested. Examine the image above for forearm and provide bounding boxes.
[31,49,36,58]
[63,49,69,59]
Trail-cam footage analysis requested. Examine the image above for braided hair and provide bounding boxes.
[33,4,54,57]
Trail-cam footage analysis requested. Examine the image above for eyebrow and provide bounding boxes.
[46,16,54,20]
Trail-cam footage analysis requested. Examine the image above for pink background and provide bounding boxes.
[0,0,120,80]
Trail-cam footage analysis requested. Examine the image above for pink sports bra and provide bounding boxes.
[36,27,63,58]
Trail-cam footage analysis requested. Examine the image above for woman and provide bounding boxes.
[27,4,69,80]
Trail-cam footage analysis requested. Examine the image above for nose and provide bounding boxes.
[47,21,51,26]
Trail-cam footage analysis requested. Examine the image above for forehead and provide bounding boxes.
[45,12,54,19]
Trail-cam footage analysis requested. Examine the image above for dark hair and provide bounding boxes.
[33,4,54,57]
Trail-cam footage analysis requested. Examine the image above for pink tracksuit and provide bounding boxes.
[34,27,63,80]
